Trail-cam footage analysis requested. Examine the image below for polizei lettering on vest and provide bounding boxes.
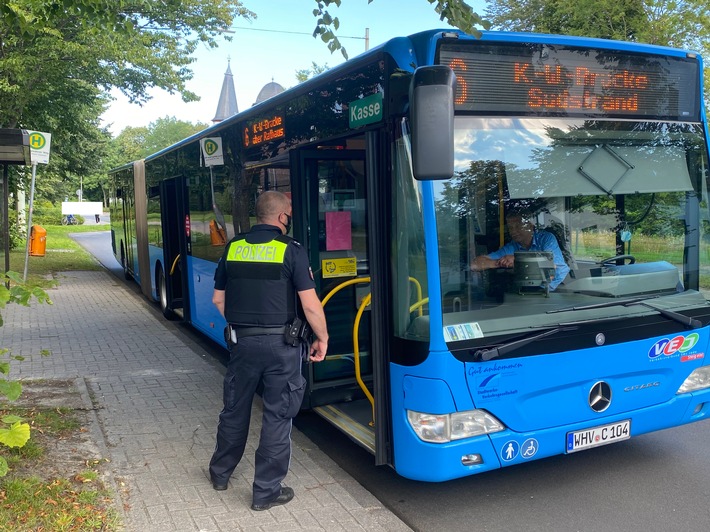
[233,244,278,262]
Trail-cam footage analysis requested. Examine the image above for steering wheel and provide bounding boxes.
[599,254,636,265]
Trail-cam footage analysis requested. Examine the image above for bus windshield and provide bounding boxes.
[432,117,710,341]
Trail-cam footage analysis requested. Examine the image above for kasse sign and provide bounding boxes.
[349,93,383,128]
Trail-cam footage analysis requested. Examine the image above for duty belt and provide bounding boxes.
[233,325,287,337]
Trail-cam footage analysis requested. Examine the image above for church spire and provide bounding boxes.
[212,59,239,123]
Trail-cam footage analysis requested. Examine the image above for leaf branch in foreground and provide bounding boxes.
[311,0,490,60]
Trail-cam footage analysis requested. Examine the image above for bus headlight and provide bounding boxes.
[677,366,710,394]
[407,409,505,443]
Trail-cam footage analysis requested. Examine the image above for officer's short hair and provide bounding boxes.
[256,191,290,222]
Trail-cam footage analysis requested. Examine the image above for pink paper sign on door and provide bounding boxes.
[325,211,352,251]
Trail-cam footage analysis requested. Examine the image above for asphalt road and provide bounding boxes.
[75,230,710,532]
[72,230,123,277]
[295,411,710,532]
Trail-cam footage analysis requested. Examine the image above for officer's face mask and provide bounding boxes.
[281,212,292,234]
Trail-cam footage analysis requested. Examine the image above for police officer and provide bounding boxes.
[209,190,328,511]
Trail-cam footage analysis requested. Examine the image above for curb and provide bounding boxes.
[74,376,129,528]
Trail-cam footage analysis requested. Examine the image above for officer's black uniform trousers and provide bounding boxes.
[209,334,305,504]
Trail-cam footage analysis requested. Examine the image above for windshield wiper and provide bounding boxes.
[548,295,659,314]
[473,326,578,362]
[635,302,702,329]
[548,295,702,329]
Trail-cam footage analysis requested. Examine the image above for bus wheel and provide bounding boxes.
[158,267,177,320]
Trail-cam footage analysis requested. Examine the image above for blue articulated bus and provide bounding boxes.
[110,29,710,481]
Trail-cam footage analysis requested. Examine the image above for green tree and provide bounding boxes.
[312,0,489,58]
[111,127,149,165]
[484,0,647,39]
[110,117,208,164]
[295,62,331,83]
[484,0,710,99]
[1,0,254,225]
[141,117,209,158]
[3,85,112,210]
[0,1,255,129]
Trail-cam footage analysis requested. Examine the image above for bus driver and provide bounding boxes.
[470,208,570,291]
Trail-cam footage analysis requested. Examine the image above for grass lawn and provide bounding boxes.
[5,224,110,286]
[0,382,119,531]
[2,227,120,530]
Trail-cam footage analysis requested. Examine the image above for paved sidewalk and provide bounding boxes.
[3,270,411,531]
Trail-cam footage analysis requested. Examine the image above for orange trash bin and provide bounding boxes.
[29,224,47,257]
[209,219,227,246]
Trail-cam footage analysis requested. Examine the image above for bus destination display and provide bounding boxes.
[243,114,285,148]
[438,43,699,120]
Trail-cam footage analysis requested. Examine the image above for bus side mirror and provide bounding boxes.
[409,65,456,181]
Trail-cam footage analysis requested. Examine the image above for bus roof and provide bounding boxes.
[125,29,699,167]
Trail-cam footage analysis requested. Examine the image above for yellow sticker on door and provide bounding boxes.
[322,257,357,278]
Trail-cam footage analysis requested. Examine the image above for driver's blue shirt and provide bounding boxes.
[487,229,570,290]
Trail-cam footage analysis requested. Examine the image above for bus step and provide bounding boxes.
[312,401,375,454]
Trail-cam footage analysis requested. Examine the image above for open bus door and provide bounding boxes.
[119,184,136,281]
[293,135,391,467]
[158,176,190,321]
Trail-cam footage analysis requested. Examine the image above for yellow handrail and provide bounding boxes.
[409,297,429,314]
[169,254,181,275]
[320,275,427,425]
[321,276,423,313]
[409,276,423,317]
[321,276,371,306]
[353,293,375,423]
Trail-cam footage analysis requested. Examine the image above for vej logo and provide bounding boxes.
[648,333,700,359]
